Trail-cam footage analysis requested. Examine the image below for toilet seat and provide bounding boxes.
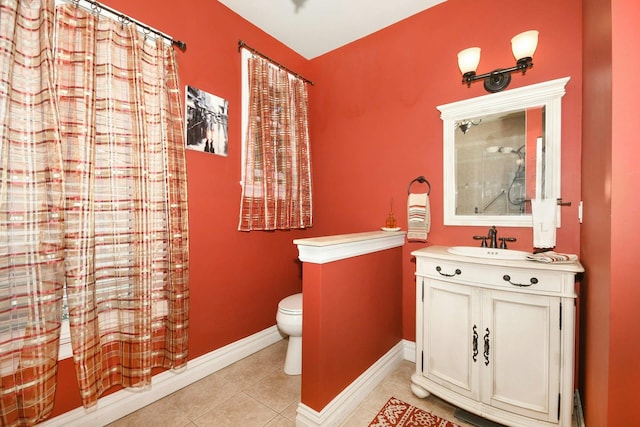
[278,293,302,315]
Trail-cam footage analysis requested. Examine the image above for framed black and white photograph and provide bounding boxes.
[185,85,229,156]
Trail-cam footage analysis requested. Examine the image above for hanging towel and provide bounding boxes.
[407,192,430,242]
[531,198,557,249]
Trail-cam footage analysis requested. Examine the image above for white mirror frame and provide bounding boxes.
[438,77,570,227]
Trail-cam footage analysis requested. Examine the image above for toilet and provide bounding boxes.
[276,293,303,375]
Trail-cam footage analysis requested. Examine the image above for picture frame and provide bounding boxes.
[185,85,229,156]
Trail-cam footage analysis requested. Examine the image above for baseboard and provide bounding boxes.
[40,326,283,427]
[295,340,408,427]
[403,339,416,363]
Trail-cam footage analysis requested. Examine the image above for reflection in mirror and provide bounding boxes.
[455,108,544,216]
[439,77,570,227]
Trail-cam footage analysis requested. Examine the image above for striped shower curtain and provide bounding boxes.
[0,1,189,423]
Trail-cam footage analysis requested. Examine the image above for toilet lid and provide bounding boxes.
[278,293,302,314]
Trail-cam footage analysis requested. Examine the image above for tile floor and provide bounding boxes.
[105,339,544,426]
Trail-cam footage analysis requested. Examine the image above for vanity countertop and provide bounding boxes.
[412,245,584,274]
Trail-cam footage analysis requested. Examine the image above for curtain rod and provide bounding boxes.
[64,0,187,52]
[238,40,314,86]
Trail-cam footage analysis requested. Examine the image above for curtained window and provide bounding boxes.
[0,0,189,423]
[238,49,313,231]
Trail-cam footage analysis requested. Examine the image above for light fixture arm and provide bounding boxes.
[462,57,534,93]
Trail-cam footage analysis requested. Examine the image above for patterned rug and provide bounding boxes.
[368,397,461,427]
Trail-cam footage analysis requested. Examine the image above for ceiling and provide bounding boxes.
[218,0,447,59]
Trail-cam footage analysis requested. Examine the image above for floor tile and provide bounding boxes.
[215,340,288,390]
[107,396,190,427]
[192,392,278,427]
[264,414,296,427]
[163,371,241,420]
[280,400,299,422]
[245,370,301,412]
[339,403,378,427]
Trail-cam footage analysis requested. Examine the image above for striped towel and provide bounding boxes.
[407,193,430,242]
[526,251,578,263]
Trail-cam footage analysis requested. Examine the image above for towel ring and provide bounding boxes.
[408,176,431,195]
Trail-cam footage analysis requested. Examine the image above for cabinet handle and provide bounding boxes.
[436,266,461,277]
[483,328,490,366]
[472,325,478,362]
[502,274,538,287]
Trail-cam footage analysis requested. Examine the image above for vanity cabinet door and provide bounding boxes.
[422,278,481,401]
[481,290,561,423]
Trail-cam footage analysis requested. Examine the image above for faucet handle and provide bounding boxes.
[473,235,488,247]
[499,237,517,249]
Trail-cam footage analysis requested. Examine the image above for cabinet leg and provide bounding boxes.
[411,383,430,398]
[410,374,430,398]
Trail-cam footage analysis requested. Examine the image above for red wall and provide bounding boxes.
[582,0,640,425]
[609,0,640,422]
[581,1,612,424]
[301,248,403,411]
[307,0,583,343]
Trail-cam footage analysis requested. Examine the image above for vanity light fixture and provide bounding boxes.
[457,30,539,93]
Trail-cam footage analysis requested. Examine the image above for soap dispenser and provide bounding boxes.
[385,198,397,229]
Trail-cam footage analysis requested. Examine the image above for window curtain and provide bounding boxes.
[54,4,189,408]
[0,0,65,425]
[238,54,312,231]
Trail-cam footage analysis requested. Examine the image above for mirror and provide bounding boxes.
[438,77,570,227]
[454,108,540,216]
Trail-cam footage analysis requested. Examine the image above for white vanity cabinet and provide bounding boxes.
[411,246,584,427]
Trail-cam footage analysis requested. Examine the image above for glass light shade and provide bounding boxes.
[457,47,481,74]
[511,30,538,60]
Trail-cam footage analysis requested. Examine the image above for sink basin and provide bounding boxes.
[447,246,530,260]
